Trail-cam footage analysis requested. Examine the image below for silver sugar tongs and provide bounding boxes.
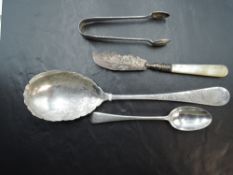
[79,11,170,47]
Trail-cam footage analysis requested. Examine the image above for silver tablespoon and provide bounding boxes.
[91,106,212,131]
[23,70,230,121]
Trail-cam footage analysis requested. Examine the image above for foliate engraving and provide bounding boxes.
[93,52,147,70]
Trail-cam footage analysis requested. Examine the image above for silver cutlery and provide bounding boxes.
[93,52,228,77]
[23,70,230,121]
[91,106,212,131]
[79,11,170,47]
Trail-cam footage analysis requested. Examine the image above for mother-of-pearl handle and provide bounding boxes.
[147,64,228,77]
[171,64,228,77]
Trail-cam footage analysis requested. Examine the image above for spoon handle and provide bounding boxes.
[91,112,166,124]
[110,87,230,106]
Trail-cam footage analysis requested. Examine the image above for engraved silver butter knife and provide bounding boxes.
[93,52,228,77]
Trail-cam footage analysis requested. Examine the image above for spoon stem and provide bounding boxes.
[110,87,230,106]
[91,112,167,124]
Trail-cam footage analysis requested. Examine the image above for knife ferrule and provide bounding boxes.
[146,63,172,72]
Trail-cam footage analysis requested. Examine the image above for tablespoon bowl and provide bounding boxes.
[168,106,212,131]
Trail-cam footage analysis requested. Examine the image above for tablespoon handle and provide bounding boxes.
[91,112,166,124]
[110,87,230,106]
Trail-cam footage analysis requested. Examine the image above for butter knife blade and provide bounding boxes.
[92,52,147,71]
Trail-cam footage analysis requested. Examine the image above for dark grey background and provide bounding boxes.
[0,0,233,174]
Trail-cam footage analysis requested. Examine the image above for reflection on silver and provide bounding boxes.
[24,70,108,121]
[169,107,212,131]
[23,70,230,122]
[91,106,212,131]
